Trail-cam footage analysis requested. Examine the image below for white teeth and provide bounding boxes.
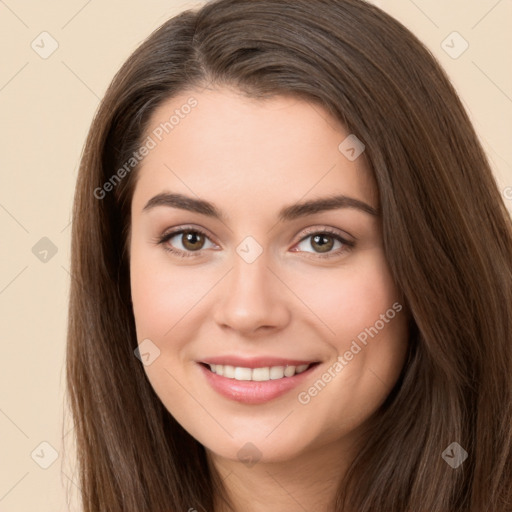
[207,363,312,381]
[252,367,270,381]
[234,367,252,380]
[270,366,285,379]
[223,365,235,378]
[284,365,296,377]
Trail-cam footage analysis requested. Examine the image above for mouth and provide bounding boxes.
[199,361,320,381]
[197,360,322,405]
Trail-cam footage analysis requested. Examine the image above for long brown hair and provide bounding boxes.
[65,0,512,510]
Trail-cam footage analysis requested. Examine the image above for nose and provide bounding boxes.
[212,251,291,335]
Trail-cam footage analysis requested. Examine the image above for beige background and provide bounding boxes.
[0,0,511,510]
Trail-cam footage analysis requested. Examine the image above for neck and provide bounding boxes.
[208,436,358,512]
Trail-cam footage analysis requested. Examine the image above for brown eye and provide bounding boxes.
[293,229,355,259]
[157,227,216,257]
[181,230,206,251]
[310,234,335,253]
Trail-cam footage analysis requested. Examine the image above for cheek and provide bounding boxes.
[129,238,208,339]
[291,259,408,432]
[130,256,169,338]
[293,249,408,404]
[129,243,201,405]
[293,249,402,342]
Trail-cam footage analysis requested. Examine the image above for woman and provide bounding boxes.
[65,0,512,510]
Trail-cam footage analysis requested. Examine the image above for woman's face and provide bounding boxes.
[129,87,409,464]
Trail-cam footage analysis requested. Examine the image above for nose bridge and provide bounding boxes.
[231,248,271,297]
[213,243,290,333]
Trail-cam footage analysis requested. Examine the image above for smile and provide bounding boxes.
[205,363,312,381]
[197,359,321,405]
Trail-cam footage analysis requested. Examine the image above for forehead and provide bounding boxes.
[132,87,378,215]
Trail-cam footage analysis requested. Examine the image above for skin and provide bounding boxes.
[129,86,409,512]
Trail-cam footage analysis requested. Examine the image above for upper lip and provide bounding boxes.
[199,356,319,369]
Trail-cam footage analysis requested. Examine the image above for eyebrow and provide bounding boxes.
[142,192,379,221]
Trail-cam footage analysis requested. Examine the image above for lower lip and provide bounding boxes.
[198,363,320,405]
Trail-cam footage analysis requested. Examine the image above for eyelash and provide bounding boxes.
[155,225,355,260]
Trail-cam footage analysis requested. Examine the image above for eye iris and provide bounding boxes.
[182,231,205,251]
[311,234,334,253]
